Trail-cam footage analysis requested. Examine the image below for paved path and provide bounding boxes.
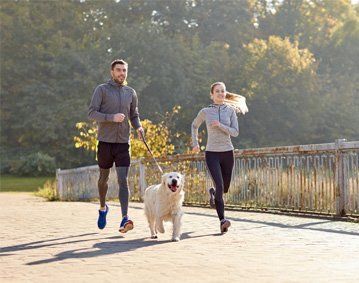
[0,193,358,283]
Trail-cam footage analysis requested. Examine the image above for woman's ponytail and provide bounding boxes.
[225,92,249,115]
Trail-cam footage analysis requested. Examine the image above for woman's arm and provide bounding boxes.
[191,109,205,148]
[217,110,239,137]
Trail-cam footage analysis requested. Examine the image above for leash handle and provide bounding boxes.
[139,130,163,174]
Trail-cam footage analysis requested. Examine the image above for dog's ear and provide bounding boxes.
[162,173,168,186]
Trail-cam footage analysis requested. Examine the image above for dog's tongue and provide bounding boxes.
[171,185,177,192]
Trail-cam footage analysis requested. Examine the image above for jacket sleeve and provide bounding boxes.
[129,90,141,129]
[191,109,205,147]
[218,109,239,137]
[88,85,114,122]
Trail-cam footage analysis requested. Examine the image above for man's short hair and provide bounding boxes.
[111,59,128,70]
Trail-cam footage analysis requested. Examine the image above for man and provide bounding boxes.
[88,59,143,233]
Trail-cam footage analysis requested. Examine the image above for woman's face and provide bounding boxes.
[211,83,226,104]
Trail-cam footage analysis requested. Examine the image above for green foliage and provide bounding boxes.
[0,1,105,169]
[9,152,56,177]
[234,36,319,146]
[255,0,354,52]
[1,0,358,169]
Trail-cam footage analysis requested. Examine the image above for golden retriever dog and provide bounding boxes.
[144,172,185,241]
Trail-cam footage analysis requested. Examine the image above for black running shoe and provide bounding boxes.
[220,219,231,234]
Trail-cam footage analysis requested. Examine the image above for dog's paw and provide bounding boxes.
[171,237,180,242]
[156,225,165,233]
[151,235,158,239]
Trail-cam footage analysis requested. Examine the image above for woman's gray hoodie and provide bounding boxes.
[191,104,239,152]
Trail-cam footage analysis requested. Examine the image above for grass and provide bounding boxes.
[35,179,59,201]
[0,174,54,192]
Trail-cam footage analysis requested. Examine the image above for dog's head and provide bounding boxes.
[161,172,184,193]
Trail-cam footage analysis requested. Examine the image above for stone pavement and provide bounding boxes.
[0,193,358,283]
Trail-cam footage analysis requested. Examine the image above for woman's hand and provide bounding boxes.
[210,120,220,127]
[192,146,200,153]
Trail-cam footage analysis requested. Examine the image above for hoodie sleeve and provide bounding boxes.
[191,109,206,147]
[129,90,141,129]
[88,85,114,122]
[218,109,239,137]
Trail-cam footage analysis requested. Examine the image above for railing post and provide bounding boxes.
[139,158,147,200]
[335,139,346,216]
[56,168,63,201]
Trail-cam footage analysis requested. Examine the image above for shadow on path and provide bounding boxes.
[106,203,359,236]
[184,211,359,236]
[26,231,215,265]
[0,233,100,254]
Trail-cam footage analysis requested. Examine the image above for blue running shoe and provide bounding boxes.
[119,216,134,233]
[97,204,109,230]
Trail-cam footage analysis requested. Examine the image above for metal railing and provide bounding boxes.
[56,160,142,201]
[57,139,359,217]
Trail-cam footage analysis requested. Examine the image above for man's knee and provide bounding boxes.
[98,168,110,186]
[116,167,129,188]
[118,176,128,188]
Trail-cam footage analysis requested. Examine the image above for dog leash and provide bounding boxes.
[139,131,163,174]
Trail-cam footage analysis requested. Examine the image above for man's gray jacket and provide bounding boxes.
[88,79,141,143]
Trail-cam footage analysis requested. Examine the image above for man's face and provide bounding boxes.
[111,63,127,84]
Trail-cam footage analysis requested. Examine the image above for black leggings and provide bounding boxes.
[205,150,234,221]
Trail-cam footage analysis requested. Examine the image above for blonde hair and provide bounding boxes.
[210,82,249,115]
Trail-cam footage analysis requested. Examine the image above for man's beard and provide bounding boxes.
[113,76,125,85]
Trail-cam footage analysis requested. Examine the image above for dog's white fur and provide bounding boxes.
[144,172,185,241]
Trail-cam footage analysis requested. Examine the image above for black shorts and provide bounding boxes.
[97,141,130,169]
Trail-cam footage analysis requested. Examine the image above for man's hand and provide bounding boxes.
[192,146,200,153]
[137,127,144,141]
[210,120,220,127]
[113,113,125,122]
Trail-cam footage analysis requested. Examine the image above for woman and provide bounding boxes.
[191,82,248,234]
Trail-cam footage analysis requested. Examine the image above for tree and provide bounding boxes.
[1,0,358,171]
[0,1,105,168]
[234,36,319,147]
[256,0,354,54]
[315,15,359,141]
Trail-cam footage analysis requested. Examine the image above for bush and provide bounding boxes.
[35,179,58,201]
[10,152,56,176]
[0,157,11,174]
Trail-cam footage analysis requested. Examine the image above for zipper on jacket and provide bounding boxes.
[218,105,221,123]
[117,86,122,143]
